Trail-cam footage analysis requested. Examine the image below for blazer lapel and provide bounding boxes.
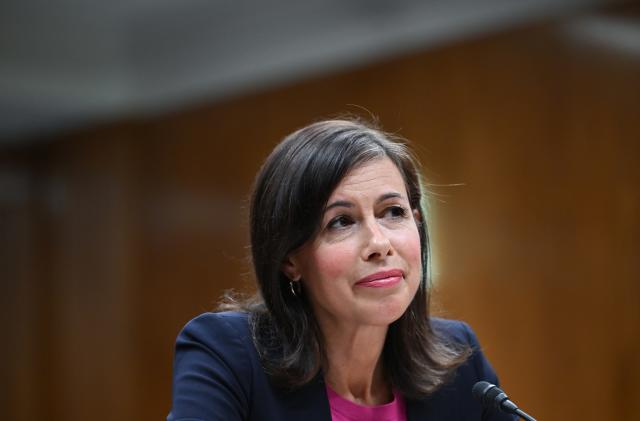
[279,374,332,421]
[407,397,434,421]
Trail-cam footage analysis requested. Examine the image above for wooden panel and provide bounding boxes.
[1,152,39,420]
[1,3,638,420]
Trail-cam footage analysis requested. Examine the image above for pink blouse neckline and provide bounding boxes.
[325,383,407,421]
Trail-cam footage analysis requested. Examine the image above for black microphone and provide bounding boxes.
[472,381,537,421]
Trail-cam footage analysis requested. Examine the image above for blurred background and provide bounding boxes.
[1,0,639,419]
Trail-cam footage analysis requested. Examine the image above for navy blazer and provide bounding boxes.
[168,312,517,421]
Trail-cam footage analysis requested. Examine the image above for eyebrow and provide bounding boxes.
[324,192,404,212]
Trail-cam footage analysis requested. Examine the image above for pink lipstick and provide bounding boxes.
[355,269,404,288]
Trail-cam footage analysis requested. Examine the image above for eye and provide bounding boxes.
[383,205,408,219]
[327,215,354,230]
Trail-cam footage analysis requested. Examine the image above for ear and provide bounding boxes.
[281,254,302,282]
[412,208,422,224]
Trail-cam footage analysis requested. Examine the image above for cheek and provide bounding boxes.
[398,228,423,276]
[407,234,422,265]
[311,243,356,282]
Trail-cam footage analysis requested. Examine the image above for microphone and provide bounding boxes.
[472,381,537,421]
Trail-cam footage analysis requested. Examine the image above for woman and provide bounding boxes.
[168,119,516,421]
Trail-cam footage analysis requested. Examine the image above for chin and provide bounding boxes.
[360,296,412,326]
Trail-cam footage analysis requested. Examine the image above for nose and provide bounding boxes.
[360,219,393,261]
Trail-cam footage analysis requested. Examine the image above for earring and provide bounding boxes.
[289,280,301,297]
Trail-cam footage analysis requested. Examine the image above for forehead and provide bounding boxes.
[328,157,407,200]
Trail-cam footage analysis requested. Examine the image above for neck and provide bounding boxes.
[320,321,392,406]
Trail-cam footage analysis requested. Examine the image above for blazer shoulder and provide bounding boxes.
[168,311,256,420]
[176,311,253,354]
[431,317,506,391]
[430,317,478,348]
[181,310,250,331]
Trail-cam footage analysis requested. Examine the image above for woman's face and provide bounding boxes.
[285,157,422,329]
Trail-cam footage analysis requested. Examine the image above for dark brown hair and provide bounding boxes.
[228,118,469,399]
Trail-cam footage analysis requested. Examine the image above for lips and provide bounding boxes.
[355,269,404,288]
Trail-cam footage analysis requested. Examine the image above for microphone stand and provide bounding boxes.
[514,408,537,421]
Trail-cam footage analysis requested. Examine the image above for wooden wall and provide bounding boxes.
[2,4,639,420]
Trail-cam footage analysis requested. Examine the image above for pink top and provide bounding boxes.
[325,384,407,421]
